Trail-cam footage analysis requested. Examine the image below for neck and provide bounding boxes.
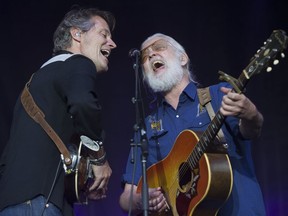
[163,74,190,109]
[66,47,80,54]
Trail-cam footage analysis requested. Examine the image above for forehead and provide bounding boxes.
[141,37,164,50]
[90,16,111,33]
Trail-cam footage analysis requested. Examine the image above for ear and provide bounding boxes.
[70,28,81,42]
[180,53,188,66]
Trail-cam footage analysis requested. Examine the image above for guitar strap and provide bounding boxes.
[20,74,72,166]
[20,54,78,167]
[197,87,226,144]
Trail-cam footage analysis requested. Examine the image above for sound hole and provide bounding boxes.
[176,162,194,215]
[178,162,192,192]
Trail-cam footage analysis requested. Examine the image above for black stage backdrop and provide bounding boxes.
[0,0,287,215]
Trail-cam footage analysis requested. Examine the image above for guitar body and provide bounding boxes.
[137,130,233,216]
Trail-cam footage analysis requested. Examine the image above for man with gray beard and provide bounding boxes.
[119,33,266,216]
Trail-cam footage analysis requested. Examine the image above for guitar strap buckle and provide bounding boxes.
[61,145,79,175]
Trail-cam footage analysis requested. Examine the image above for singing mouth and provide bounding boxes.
[152,60,165,70]
[101,49,110,58]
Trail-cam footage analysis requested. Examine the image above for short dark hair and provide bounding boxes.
[53,7,116,54]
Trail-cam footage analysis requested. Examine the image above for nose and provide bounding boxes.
[143,46,154,58]
[108,38,117,49]
[147,47,159,60]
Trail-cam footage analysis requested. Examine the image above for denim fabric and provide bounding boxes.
[0,195,62,216]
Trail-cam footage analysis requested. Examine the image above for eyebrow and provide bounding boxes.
[97,28,112,37]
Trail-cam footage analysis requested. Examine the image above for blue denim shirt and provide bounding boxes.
[122,82,266,216]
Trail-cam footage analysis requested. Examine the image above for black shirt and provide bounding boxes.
[0,53,103,216]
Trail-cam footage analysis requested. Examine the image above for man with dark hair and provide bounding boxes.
[0,7,117,216]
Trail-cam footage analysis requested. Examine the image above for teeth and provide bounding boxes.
[101,49,110,57]
[153,60,162,64]
[152,60,164,69]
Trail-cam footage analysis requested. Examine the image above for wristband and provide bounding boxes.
[80,135,106,165]
[89,151,107,166]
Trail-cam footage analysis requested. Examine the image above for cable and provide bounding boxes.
[40,158,62,216]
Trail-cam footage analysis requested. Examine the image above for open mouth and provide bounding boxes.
[152,60,165,70]
[101,49,110,58]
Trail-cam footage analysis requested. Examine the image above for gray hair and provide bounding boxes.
[53,7,115,54]
[141,33,195,81]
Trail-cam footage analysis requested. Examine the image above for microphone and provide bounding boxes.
[129,48,140,58]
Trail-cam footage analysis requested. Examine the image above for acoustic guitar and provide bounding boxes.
[137,29,287,216]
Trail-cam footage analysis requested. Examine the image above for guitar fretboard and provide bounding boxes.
[186,29,287,169]
[187,72,251,169]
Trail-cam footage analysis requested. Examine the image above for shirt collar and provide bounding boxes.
[183,81,198,101]
[53,50,74,56]
[161,81,198,106]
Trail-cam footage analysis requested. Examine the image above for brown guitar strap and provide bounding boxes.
[197,87,226,143]
[20,74,72,166]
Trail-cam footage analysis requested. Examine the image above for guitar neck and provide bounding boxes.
[187,29,288,169]
[188,72,249,169]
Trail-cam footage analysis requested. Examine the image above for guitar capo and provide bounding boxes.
[218,71,244,94]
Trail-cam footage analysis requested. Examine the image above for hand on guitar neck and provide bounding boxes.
[219,86,264,139]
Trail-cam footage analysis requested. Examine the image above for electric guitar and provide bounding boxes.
[137,29,287,216]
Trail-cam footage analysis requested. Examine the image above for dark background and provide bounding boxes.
[0,0,287,215]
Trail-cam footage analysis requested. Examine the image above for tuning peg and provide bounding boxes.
[266,67,272,72]
[281,53,285,58]
[273,59,279,65]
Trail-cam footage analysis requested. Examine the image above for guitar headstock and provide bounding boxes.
[244,29,288,79]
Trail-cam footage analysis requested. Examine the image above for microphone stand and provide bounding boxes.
[130,50,149,216]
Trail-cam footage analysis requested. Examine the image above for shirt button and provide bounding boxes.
[199,122,202,125]
[176,115,179,118]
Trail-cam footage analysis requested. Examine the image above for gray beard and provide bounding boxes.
[145,60,184,93]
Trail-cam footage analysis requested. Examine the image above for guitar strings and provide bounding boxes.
[163,144,199,207]
[163,135,206,206]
